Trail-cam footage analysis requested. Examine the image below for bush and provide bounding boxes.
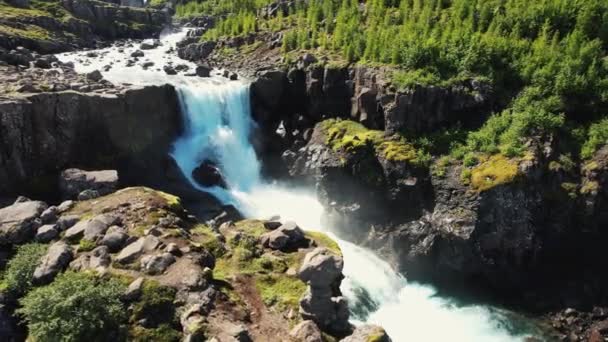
[18,271,127,342]
[582,118,608,159]
[0,243,47,297]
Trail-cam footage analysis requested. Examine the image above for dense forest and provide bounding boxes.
[176,0,608,170]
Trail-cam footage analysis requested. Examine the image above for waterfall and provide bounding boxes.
[171,81,543,342]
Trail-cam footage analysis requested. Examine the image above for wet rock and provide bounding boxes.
[163,65,177,75]
[0,200,47,245]
[229,72,238,80]
[35,224,58,243]
[195,64,211,77]
[342,325,390,342]
[141,252,176,275]
[290,320,323,342]
[33,241,73,285]
[177,41,216,61]
[192,160,227,188]
[59,168,118,200]
[86,70,103,82]
[140,39,160,50]
[131,50,144,58]
[142,61,155,69]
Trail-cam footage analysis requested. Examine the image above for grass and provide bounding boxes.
[78,239,96,252]
[0,23,50,41]
[469,155,519,192]
[305,231,341,256]
[321,119,428,166]
[255,273,306,312]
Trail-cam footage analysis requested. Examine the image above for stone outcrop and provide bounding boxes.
[298,248,351,336]
[59,168,119,199]
[177,41,216,62]
[0,200,47,245]
[341,325,391,342]
[0,84,181,197]
[260,221,307,251]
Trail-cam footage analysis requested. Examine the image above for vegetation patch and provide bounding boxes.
[0,243,47,298]
[255,273,306,312]
[79,239,96,252]
[305,231,341,256]
[18,271,127,341]
[321,119,428,166]
[582,119,608,159]
[131,280,177,327]
[130,324,181,342]
[469,155,519,192]
[0,23,50,41]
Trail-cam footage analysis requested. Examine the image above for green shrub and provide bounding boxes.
[18,271,126,342]
[0,243,47,297]
[582,118,608,159]
[131,280,176,326]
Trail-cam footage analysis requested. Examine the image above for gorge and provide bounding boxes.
[1,0,608,341]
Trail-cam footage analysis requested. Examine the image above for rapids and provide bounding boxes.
[57,30,546,341]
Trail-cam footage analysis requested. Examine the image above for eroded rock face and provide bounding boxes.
[0,200,47,245]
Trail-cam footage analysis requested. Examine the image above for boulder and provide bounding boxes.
[261,221,306,251]
[59,168,118,200]
[192,160,227,188]
[298,248,343,288]
[140,252,176,274]
[123,277,144,301]
[195,64,211,77]
[40,206,58,223]
[131,50,144,58]
[163,65,177,75]
[100,226,128,252]
[64,214,118,242]
[0,200,47,245]
[78,189,100,200]
[69,245,110,273]
[115,235,160,264]
[35,224,58,243]
[33,241,73,285]
[341,325,391,342]
[56,214,79,231]
[290,320,323,342]
[140,39,160,50]
[86,70,103,82]
[57,200,75,213]
[177,41,216,61]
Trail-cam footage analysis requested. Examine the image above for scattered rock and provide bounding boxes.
[86,70,103,82]
[33,241,73,285]
[40,206,58,223]
[141,252,176,275]
[123,277,145,301]
[195,64,211,77]
[100,226,128,252]
[290,320,323,342]
[341,325,390,342]
[35,224,58,243]
[163,65,177,75]
[56,215,79,231]
[140,39,160,50]
[131,50,144,58]
[0,200,47,245]
[57,200,75,213]
[261,221,306,251]
[78,189,100,200]
[70,246,111,273]
[115,235,160,264]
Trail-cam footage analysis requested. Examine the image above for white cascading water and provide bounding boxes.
[170,82,543,341]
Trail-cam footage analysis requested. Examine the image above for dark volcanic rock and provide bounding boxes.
[192,161,227,188]
[0,85,182,197]
[59,168,118,200]
[177,41,216,62]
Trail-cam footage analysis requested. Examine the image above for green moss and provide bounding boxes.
[129,324,180,342]
[157,191,183,212]
[432,156,451,177]
[233,219,268,239]
[255,273,306,312]
[0,23,50,41]
[470,155,519,192]
[581,180,599,195]
[131,280,176,324]
[460,168,472,185]
[305,231,341,256]
[321,119,427,166]
[79,239,96,252]
[561,182,578,199]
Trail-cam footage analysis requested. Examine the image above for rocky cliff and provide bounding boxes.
[0,80,181,199]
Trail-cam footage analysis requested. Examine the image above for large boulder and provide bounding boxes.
[33,241,73,285]
[290,320,323,342]
[298,248,350,335]
[0,200,47,245]
[59,168,119,199]
[140,252,176,274]
[115,235,160,264]
[192,161,227,188]
[177,41,216,61]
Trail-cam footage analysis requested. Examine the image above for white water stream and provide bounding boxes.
[57,30,545,341]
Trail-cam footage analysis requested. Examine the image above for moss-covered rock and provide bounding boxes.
[469,154,519,192]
